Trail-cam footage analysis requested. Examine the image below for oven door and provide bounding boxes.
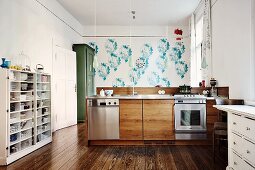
[175,103,206,132]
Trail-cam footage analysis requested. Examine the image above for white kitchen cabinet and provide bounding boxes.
[214,105,255,170]
[229,113,255,169]
[0,69,52,165]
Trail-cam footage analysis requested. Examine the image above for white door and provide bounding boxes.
[65,50,77,127]
[53,46,77,131]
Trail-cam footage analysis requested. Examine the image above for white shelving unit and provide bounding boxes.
[0,69,52,165]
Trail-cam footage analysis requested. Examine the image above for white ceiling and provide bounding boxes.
[57,0,200,26]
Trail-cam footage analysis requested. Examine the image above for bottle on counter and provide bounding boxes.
[100,89,105,96]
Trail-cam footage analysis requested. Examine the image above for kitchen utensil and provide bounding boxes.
[20,95,26,101]
[202,90,209,96]
[21,83,28,91]
[1,58,7,68]
[158,90,165,95]
[41,75,48,82]
[202,80,205,87]
[10,134,18,142]
[42,85,47,90]
[20,73,28,81]
[36,64,44,73]
[210,78,217,87]
[5,60,11,68]
[105,90,113,96]
[179,84,191,94]
[100,89,105,96]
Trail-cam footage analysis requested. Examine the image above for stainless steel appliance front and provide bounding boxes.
[174,103,206,132]
[87,99,120,140]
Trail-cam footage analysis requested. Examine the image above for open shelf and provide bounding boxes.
[0,69,52,162]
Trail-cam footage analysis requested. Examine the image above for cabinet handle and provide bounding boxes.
[246,127,250,130]
[233,122,237,125]
[247,150,250,154]
[234,162,237,165]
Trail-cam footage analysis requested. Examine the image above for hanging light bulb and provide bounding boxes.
[93,55,99,69]
[129,55,133,68]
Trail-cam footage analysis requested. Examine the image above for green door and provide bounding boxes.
[73,44,95,122]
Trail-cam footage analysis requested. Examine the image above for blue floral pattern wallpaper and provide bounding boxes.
[87,34,190,87]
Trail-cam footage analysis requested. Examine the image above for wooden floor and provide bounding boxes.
[0,123,227,170]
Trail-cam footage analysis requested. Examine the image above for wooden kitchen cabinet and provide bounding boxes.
[119,100,143,140]
[206,100,218,137]
[143,100,174,140]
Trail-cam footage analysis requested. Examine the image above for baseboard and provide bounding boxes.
[77,120,85,123]
[0,157,7,166]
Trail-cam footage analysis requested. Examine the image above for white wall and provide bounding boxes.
[0,0,83,131]
[211,0,254,100]
[0,0,83,74]
[252,0,255,100]
[84,25,191,87]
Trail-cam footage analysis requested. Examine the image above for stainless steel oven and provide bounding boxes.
[174,94,207,139]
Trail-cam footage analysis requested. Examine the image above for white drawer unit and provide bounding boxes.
[231,132,243,155]
[240,116,255,143]
[230,151,255,170]
[228,112,255,170]
[229,113,242,135]
[243,139,255,166]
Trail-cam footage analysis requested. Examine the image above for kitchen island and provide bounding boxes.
[86,95,177,145]
[85,86,229,146]
[86,94,215,146]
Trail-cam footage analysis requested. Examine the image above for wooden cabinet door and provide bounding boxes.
[206,100,218,136]
[143,100,174,140]
[119,100,143,140]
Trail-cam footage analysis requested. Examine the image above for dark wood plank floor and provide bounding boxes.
[0,123,227,170]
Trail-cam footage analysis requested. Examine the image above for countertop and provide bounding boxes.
[86,94,175,100]
[87,95,216,100]
[213,105,255,118]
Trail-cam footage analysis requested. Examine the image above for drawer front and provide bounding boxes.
[240,117,255,142]
[231,133,243,155]
[230,151,244,170]
[229,113,242,134]
[230,151,255,170]
[243,139,255,166]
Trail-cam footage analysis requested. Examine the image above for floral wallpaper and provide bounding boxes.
[86,36,190,87]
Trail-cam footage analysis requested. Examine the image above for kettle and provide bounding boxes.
[36,64,44,73]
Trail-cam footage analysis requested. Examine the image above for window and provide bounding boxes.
[191,16,203,87]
